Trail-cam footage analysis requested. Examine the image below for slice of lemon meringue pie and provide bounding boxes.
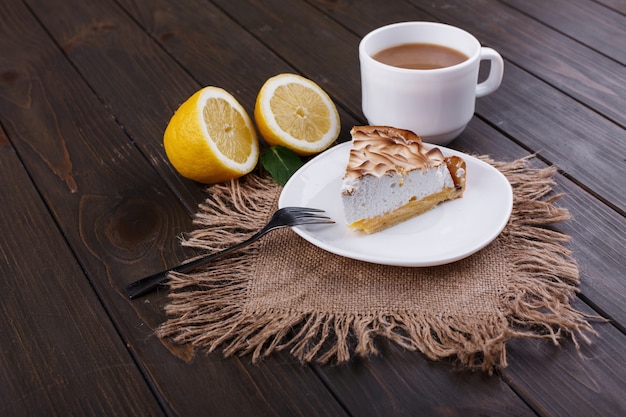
[341,126,467,234]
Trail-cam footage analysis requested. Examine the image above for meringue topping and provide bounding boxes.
[343,126,445,180]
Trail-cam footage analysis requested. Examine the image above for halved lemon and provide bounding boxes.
[163,87,259,184]
[254,73,340,156]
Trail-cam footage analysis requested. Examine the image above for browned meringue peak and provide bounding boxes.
[344,126,445,179]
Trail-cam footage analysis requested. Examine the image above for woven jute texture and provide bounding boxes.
[158,156,594,372]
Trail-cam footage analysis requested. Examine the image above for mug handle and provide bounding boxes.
[476,47,504,98]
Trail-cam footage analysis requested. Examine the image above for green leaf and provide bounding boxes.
[260,145,304,186]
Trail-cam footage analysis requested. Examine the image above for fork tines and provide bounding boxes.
[284,207,325,212]
[281,207,334,224]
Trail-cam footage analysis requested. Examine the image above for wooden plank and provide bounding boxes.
[502,0,626,65]
[4,0,349,415]
[0,0,199,306]
[20,0,209,212]
[0,129,164,415]
[474,62,626,212]
[595,0,626,14]
[504,301,626,417]
[319,340,536,417]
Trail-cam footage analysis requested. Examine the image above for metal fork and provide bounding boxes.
[124,207,333,299]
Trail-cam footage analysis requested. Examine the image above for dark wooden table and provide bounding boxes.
[1,0,624,416]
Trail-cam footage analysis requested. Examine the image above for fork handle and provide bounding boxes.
[124,269,173,299]
[124,233,259,299]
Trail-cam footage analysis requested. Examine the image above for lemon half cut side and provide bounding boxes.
[163,87,259,184]
[255,73,340,156]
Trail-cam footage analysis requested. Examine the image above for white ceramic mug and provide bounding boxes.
[359,22,504,145]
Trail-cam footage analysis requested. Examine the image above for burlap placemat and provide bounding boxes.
[158,156,594,372]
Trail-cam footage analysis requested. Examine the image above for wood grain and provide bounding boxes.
[504,300,626,417]
[320,340,536,417]
[502,0,626,65]
[591,0,626,15]
[0,128,164,415]
[19,0,208,213]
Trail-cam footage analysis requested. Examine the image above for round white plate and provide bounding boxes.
[278,141,513,267]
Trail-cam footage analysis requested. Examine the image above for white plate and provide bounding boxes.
[278,141,513,267]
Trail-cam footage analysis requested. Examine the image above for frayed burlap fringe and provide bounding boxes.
[158,157,595,372]
[485,158,595,355]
